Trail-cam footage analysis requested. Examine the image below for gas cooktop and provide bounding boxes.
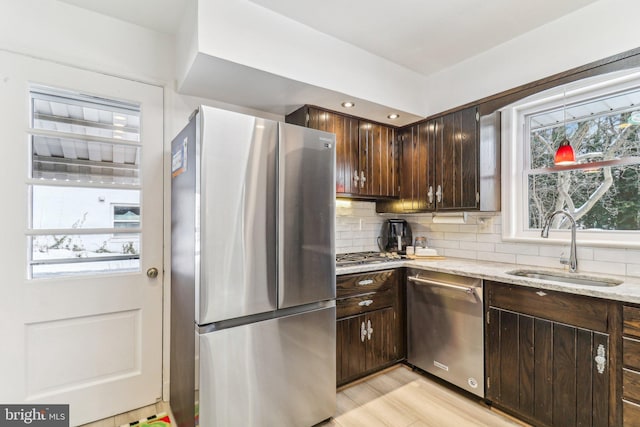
[336,251,401,267]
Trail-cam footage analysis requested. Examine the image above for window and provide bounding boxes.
[28,86,142,278]
[502,69,640,247]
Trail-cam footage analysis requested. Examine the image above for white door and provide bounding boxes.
[0,51,163,426]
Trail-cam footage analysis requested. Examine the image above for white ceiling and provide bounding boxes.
[59,0,599,76]
[249,0,600,76]
[57,0,189,34]
[57,0,604,123]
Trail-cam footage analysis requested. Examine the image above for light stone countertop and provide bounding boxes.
[336,257,640,304]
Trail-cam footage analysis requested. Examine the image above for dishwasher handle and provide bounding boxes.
[408,275,476,295]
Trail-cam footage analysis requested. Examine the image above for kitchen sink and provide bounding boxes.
[506,269,623,287]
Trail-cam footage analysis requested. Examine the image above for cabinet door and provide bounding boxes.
[359,121,398,197]
[435,107,478,210]
[399,125,416,210]
[487,307,610,426]
[336,314,367,385]
[399,123,432,211]
[365,307,397,371]
[308,108,359,195]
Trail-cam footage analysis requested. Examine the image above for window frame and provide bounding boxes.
[501,67,640,249]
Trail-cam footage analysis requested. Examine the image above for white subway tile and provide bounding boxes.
[579,259,627,276]
[443,232,477,242]
[516,255,561,269]
[478,251,516,264]
[460,242,495,252]
[335,239,353,249]
[431,224,461,233]
[459,225,479,233]
[593,248,640,264]
[495,243,539,256]
[627,263,640,278]
[430,239,460,249]
[443,248,477,260]
[477,233,503,243]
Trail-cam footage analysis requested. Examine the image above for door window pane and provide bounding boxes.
[28,85,142,278]
[31,135,140,185]
[30,233,140,278]
[31,186,140,230]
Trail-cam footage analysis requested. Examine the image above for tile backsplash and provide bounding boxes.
[335,200,640,278]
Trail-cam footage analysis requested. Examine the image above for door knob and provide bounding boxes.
[146,267,159,278]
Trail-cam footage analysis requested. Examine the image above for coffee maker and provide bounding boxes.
[378,219,412,254]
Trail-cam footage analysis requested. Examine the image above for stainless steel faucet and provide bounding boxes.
[541,210,578,272]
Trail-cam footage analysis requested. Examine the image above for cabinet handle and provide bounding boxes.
[353,171,359,183]
[595,344,606,374]
[361,321,367,342]
[357,279,374,286]
[360,171,366,188]
[427,185,434,204]
[358,299,374,307]
[367,319,373,340]
[436,184,442,203]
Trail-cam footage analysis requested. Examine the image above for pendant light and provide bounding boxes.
[554,89,576,165]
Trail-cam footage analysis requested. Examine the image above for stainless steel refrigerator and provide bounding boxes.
[170,106,336,427]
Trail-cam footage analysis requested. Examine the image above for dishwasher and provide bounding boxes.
[406,268,484,397]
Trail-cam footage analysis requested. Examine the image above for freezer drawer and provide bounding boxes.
[198,305,336,427]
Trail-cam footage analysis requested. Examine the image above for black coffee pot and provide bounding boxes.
[377,219,412,254]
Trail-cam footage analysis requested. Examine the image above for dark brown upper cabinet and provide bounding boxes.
[435,106,479,210]
[286,106,399,199]
[378,105,483,213]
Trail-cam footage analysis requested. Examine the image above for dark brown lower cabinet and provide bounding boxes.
[336,269,404,386]
[485,281,621,427]
[336,307,398,385]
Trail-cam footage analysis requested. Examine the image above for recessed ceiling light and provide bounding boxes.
[341,101,355,108]
[387,113,400,120]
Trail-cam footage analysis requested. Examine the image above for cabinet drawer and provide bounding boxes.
[337,289,394,319]
[337,270,395,298]
[487,281,610,333]
[624,368,640,403]
[625,337,640,370]
[625,305,640,338]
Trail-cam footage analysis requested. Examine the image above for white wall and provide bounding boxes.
[0,0,287,406]
[336,202,640,278]
[192,0,427,116]
[422,0,640,115]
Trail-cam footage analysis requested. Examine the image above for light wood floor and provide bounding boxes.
[319,365,526,427]
[82,365,525,427]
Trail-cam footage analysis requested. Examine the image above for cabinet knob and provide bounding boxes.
[360,171,366,188]
[367,319,373,340]
[427,186,434,204]
[436,185,442,203]
[358,299,374,307]
[353,171,359,182]
[361,321,367,342]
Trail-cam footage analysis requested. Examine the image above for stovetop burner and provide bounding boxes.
[336,251,401,267]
